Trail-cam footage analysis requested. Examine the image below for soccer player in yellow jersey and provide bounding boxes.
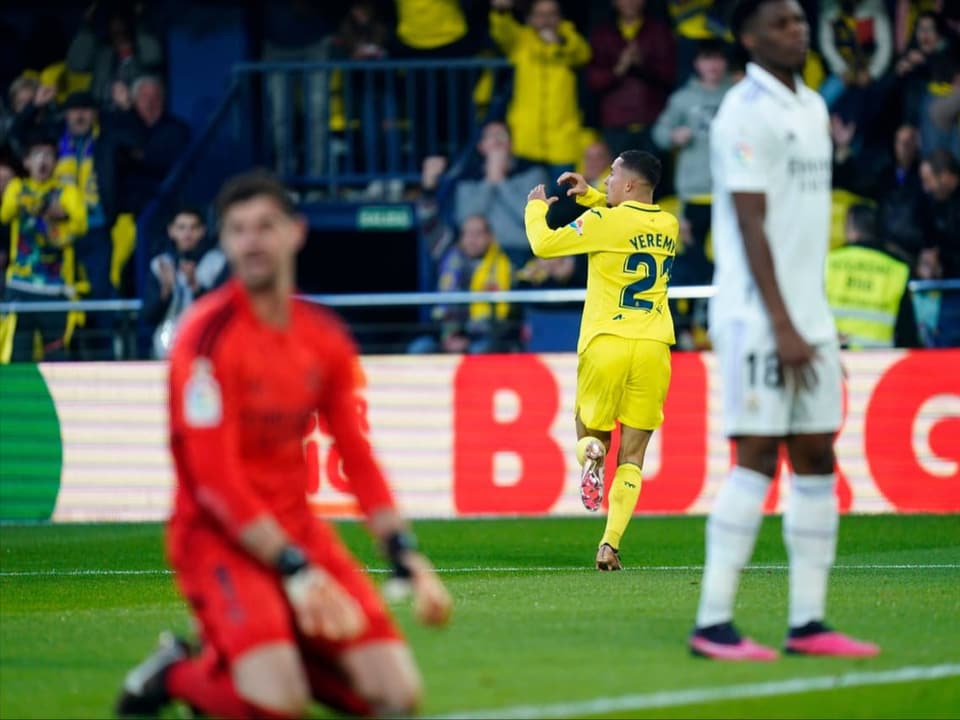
[524,150,678,570]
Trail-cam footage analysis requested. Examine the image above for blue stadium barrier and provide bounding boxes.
[230,57,513,192]
[4,280,958,313]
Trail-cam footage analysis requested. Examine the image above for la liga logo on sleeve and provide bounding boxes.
[568,218,585,235]
[734,140,754,166]
[184,358,222,427]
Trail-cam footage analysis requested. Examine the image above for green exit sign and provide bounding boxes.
[356,205,413,231]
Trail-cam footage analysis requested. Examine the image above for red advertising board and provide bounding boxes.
[9,350,957,522]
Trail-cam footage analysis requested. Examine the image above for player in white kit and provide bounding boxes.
[688,0,880,661]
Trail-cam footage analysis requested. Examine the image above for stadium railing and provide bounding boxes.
[229,57,514,193]
[2,280,958,356]
[127,57,514,354]
[4,280,958,314]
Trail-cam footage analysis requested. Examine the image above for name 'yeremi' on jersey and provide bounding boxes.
[708,62,837,345]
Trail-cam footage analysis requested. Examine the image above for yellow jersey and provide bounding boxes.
[525,186,678,353]
[396,0,467,50]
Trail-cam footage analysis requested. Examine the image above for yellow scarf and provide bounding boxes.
[469,241,513,321]
[54,126,102,225]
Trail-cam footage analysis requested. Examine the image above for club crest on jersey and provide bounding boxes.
[184,358,222,427]
[734,140,754,166]
[568,218,585,235]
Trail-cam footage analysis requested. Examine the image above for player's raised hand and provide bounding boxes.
[406,553,453,627]
[527,184,558,205]
[284,566,367,640]
[557,171,589,197]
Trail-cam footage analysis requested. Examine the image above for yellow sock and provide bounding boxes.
[600,464,643,550]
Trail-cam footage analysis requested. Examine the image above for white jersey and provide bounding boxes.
[709,62,836,344]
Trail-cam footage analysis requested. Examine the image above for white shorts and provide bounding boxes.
[712,320,842,437]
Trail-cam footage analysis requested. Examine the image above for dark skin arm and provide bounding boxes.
[732,192,818,389]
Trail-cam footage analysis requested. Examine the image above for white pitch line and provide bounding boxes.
[430,663,960,720]
[1,563,959,578]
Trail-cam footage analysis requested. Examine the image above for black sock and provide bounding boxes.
[788,620,832,638]
[693,622,742,645]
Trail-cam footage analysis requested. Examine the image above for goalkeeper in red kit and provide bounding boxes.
[115,171,452,719]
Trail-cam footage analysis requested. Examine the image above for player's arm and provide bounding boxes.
[366,507,452,626]
[733,193,816,385]
[718,112,818,385]
[321,333,452,626]
[575,185,607,208]
[169,343,364,640]
[524,184,610,258]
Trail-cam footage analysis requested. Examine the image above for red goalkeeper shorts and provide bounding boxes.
[168,520,402,665]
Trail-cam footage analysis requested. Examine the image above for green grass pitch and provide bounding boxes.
[1,515,958,718]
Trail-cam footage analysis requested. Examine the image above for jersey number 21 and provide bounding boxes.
[620,252,674,311]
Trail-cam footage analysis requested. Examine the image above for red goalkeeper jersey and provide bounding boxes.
[167,280,395,544]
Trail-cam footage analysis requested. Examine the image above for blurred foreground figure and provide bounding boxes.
[116,170,451,719]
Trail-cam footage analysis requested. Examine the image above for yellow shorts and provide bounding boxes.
[576,334,671,432]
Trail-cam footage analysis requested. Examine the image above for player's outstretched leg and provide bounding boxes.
[576,436,606,512]
[782,473,880,658]
[115,632,190,717]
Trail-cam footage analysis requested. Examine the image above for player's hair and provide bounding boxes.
[169,205,207,227]
[618,150,662,189]
[215,169,296,224]
[729,0,780,41]
[924,148,959,177]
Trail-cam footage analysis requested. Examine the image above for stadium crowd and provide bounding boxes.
[0,0,958,361]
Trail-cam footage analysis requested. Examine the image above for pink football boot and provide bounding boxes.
[785,625,880,658]
[579,439,605,512]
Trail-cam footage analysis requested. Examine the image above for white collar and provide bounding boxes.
[746,62,809,107]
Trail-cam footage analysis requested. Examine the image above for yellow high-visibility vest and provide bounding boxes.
[825,245,910,348]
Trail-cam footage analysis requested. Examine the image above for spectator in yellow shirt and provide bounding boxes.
[489,0,591,176]
[1,134,87,361]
